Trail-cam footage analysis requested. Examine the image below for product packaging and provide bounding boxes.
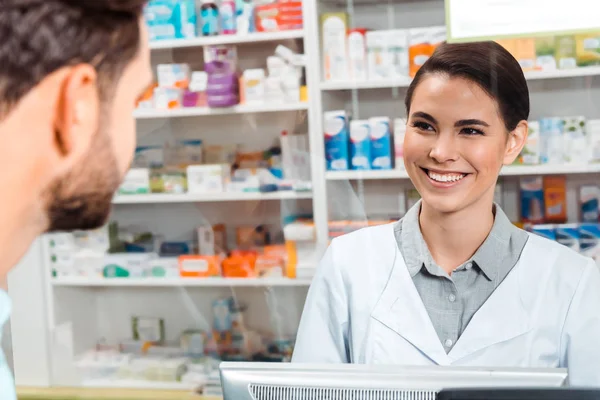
[187,164,230,193]
[543,175,567,223]
[579,223,600,265]
[556,223,581,252]
[147,258,179,278]
[118,168,151,195]
[103,253,156,278]
[589,120,600,163]
[349,120,371,170]
[408,28,433,78]
[394,118,406,170]
[387,29,410,79]
[347,28,368,81]
[580,185,600,222]
[562,116,588,163]
[145,0,197,41]
[520,177,545,223]
[183,72,208,107]
[132,316,165,343]
[133,146,164,169]
[369,117,393,170]
[366,31,393,80]
[320,12,348,81]
[515,121,540,165]
[555,35,577,69]
[575,32,600,67]
[153,87,183,109]
[220,0,236,34]
[539,118,564,164]
[241,69,266,104]
[200,0,219,36]
[535,36,557,71]
[157,64,191,89]
[197,224,227,256]
[531,224,556,241]
[324,110,350,171]
[514,38,536,71]
[255,1,303,32]
[178,255,221,277]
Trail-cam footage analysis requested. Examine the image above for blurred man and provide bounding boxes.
[0,1,152,397]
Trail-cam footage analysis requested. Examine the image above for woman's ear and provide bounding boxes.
[503,120,528,165]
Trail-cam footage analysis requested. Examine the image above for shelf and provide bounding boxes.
[319,66,600,91]
[134,102,308,119]
[326,164,600,180]
[113,191,312,204]
[81,379,198,391]
[149,30,304,50]
[52,277,313,287]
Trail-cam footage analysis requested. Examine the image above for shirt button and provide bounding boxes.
[465,262,473,270]
[448,294,456,302]
[444,339,453,348]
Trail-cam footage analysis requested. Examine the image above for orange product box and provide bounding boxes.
[408,28,434,78]
[178,255,221,278]
[255,2,303,32]
[222,252,257,278]
[543,176,567,223]
[514,38,536,71]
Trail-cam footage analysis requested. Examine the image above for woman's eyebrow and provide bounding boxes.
[411,111,438,124]
[455,119,490,127]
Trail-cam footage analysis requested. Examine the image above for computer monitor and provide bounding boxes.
[438,388,600,400]
[220,362,567,400]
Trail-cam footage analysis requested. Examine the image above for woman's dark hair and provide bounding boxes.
[405,41,530,132]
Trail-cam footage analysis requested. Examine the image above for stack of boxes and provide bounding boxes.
[324,111,405,171]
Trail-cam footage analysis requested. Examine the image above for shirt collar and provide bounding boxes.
[400,200,514,282]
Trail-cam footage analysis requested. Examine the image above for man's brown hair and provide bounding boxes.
[0,0,147,116]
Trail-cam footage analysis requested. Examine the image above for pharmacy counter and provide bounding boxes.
[17,387,221,400]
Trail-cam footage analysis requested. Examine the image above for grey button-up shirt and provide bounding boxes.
[394,201,529,353]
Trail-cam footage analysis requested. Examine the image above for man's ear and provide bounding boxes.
[503,120,528,165]
[53,64,99,158]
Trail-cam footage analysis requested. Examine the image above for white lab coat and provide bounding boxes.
[292,223,600,387]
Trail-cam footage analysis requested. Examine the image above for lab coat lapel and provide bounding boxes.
[371,226,451,365]
[448,258,531,362]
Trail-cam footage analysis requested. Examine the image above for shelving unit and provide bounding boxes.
[133,102,309,119]
[7,0,600,395]
[149,29,305,50]
[112,191,312,204]
[326,164,600,181]
[320,66,600,91]
[52,277,313,288]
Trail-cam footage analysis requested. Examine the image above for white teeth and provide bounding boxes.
[427,171,466,183]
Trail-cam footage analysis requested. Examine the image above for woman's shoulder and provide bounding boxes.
[521,232,595,283]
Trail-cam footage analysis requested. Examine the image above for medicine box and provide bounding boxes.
[118,168,150,195]
[562,116,588,163]
[366,31,393,80]
[157,64,191,89]
[539,118,564,164]
[187,164,230,193]
[369,117,393,170]
[324,110,350,171]
[520,177,545,223]
[387,30,409,79]
[349,120,371,170]
[515,121,540,165]
[543,175,567,223]
[580,185,600,223]
[145,0,197,41]
[321,13,349,81]
[555,223,580,252]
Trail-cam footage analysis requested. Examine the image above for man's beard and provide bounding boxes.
[44,128,121,233]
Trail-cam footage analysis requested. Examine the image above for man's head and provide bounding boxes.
[0,0,152,236]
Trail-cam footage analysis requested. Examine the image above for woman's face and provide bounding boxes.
[403,73,526,214]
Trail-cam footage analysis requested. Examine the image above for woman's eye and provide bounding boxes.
[412,121,434,131]
[461,127,484,136]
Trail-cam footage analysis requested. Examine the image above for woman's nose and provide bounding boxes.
[429,134,459,163]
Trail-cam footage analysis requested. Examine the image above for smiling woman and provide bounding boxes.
[292,41,600,387]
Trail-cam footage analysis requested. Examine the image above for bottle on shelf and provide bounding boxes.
[220,0,237,35]
[200,0,219,36]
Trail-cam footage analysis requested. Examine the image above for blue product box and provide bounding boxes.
[145,0,197,41]
[555,223,580,252]
[539,117,564,164]
[580,185,600,222]
[531,224,556,241]
[579,223,600,261]
[349,120,371,170]
[520,177,545,223]
[324,111,350,171]
[369,117,393,170]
